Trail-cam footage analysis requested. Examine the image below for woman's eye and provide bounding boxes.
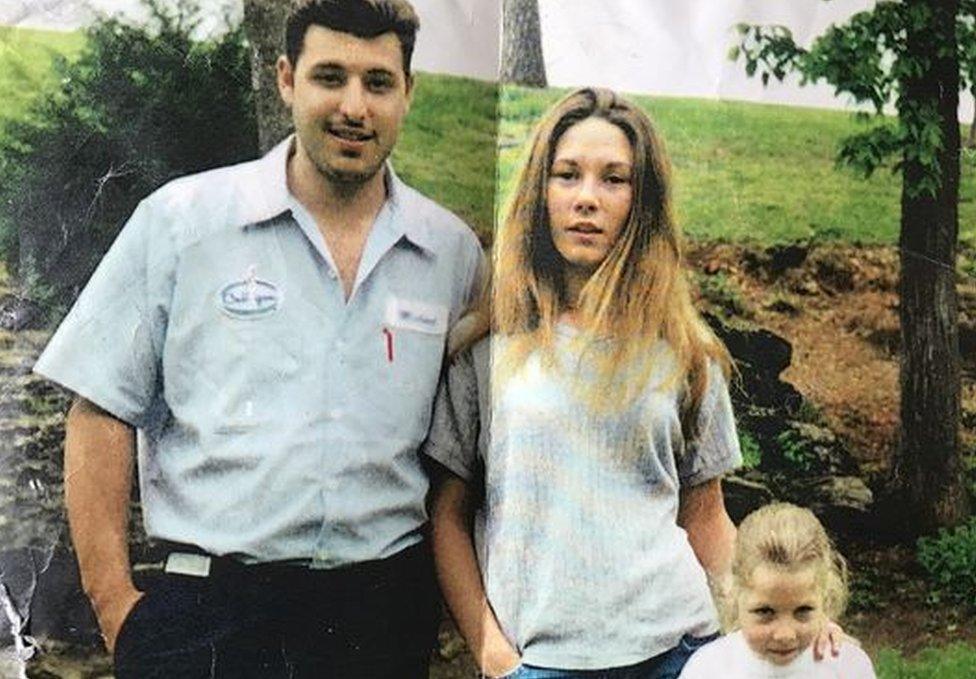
[605,175,629,184]
[552,170,577,180]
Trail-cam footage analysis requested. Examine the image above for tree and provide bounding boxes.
[501,0,547,87]
[0,0,256,316]
[242,0,292,153]
[959,2,976,146]
[733,0,970,533]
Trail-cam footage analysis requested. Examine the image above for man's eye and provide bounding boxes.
[366,75,395,92]
[315,72,344,86]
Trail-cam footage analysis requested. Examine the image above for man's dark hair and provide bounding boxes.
[286,0,420,75]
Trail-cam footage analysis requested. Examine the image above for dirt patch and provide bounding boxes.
[690,242,975,474]
[691,241,976,656]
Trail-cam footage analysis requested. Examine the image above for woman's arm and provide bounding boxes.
[430,472,520,678]
[677,478,737,616]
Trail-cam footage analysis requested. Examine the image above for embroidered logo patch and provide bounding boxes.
[218,265,281,319]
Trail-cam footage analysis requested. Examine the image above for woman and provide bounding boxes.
[424,88,828,678]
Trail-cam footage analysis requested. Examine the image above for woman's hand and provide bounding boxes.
[813,620,845,660]
[479,636,521,677]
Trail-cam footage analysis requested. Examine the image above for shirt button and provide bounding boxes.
[327,269,337,280]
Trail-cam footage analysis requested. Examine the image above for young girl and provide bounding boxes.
[679,503,876,678]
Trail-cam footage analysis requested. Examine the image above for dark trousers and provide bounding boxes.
[113,542,440,679]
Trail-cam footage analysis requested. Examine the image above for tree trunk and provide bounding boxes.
[893,0,969,532]
[501,0,547,87]
[242,0,292,153]
[969,86,976,148]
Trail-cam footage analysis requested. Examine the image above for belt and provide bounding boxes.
[150,540,430,584]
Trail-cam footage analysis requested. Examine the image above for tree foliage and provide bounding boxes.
[732,0,969,196]
[734,0,970,532]
[0,0,257,313]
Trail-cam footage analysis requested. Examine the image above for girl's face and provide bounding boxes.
[738,563,825,666]
[546,117,634,277]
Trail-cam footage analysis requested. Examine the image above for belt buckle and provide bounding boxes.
[164,552,212,577]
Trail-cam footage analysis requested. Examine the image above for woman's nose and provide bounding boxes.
[573,178,598,214]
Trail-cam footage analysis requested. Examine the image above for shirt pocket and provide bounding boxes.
[366,320,447,444]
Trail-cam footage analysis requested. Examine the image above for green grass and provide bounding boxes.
[876,643,976,678]
[4,27,975,248]
[394,73,498,242]
[0,26,84,127]
[498,85,976,246]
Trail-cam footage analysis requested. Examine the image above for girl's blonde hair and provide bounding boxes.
[725,502,849,631]
[492,87,729,432]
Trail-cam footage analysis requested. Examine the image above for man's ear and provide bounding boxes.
[276,55,295,107]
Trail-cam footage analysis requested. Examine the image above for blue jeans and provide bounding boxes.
[500,633,719,679]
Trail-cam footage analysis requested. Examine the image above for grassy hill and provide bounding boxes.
[498,86,976,247]
[2,26,974,249]
[0,26,83,127]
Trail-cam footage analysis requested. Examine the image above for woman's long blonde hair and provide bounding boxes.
[492,87,729,435]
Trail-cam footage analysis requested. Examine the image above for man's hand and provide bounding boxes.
[94,585,144,653]
[63,397,140,653]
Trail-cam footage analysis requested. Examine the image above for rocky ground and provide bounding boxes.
[0,242,973,677]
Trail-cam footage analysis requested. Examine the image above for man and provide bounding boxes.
[34,1,483,676]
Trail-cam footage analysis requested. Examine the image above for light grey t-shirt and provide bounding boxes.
[423,329,741,669]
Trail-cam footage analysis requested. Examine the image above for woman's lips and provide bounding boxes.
[567,222,602,234]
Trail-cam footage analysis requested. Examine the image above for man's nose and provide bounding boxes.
[339,81,367,121]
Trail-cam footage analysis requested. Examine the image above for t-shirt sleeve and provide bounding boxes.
[421,344,482,481]
[677,360,742,486]
[843,644,878,679]
[676,639,717,678]
[33,196,172,427]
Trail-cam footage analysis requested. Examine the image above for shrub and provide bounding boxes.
[916,517,976,609]
[738,430,762,469]
[0,0,257,318]
[773,428,819,474]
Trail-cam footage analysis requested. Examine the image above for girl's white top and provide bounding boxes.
[423,330,742,669]
[679,631,877,678]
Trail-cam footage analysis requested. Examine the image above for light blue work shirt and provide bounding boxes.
[34,137,484,567]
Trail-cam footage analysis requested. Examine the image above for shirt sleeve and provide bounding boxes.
[677,360,742,487]
[421,343,482,481]
[844,645,878,679]
[33,196,173,427]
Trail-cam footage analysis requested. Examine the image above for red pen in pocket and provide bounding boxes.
[382,327,394,362]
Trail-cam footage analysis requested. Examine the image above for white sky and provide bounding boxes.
[1,0,972,119]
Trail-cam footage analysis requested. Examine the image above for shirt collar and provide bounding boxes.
[238,135,435,254]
